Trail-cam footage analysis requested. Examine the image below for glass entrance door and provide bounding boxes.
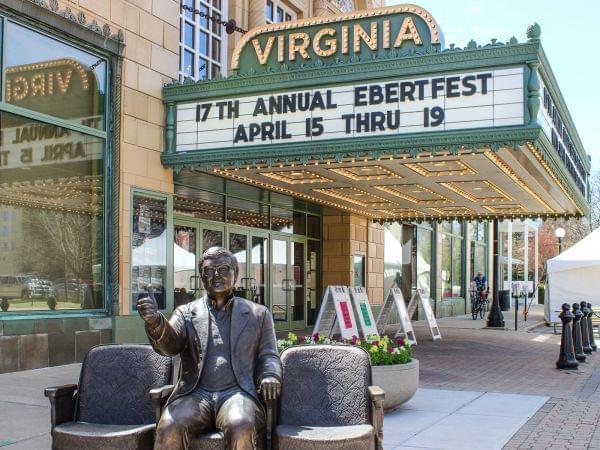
[228,228,269,304]
[173,220,199,307]
[272,237,305,330]
[197,224,224,299]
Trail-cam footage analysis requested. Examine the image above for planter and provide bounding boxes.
[372,359,419,411]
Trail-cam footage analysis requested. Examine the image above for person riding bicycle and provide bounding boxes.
[473,272,488,299]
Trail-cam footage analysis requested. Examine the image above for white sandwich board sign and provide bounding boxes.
[375,288,417,345]
[407,289,442,341]
[313,286,359,340]
[349,286,379,338]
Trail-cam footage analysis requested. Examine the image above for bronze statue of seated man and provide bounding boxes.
[137,246,282,449]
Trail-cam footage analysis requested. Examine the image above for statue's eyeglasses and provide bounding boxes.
[202,264,233,278]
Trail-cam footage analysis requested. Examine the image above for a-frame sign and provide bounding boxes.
[375,288,417,345]
[349,286,379,338]
[312,286,359,339]
[407,289,442,341]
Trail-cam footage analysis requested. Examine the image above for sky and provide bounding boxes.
[388,0,599,172]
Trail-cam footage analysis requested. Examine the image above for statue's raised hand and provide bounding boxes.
[136,294,160,328]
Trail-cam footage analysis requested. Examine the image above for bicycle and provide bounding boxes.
[471,287,489,320]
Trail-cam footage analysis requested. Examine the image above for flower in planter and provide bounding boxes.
[277,332,412,366]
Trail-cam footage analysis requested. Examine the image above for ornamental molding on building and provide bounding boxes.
[27,0,124,44]
[163,42,539,101]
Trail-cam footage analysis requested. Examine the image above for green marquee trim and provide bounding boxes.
[163,41,539,102]
[534,133,589,216]
[162,32,589,215]
[162,125,539,168]
[537,47,590,172]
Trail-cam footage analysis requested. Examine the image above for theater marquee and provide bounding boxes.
[163,5,589,221]
[176,68,523,152]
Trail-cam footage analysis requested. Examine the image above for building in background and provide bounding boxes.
[0,0,587,372]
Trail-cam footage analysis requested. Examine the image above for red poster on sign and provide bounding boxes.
[339,301,353,329]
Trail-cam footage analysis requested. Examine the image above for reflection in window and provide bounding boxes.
[271,207,305,234]
[441,222,464,298]
[307,214,320,239]
[306,240,320,325]
[0,112,104,312]
[416,226,432,298]
[131,194,167,310]
[229,233,247,298]
[384,223,403,291]
[4,22,107,130]
[174,191,224,221]
[471,221,487,281]
[174,226,197,307]
[227,197,269,229]
[354,255,365,287]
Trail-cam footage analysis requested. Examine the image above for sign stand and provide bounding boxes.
[407,289,442,341]
[349,286,379,338]
[375,288,417,345]
[313,286,359,340]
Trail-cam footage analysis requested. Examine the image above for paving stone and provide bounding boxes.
[409,326,600,449]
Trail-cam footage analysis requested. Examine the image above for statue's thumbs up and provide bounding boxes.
[136,288,160,328]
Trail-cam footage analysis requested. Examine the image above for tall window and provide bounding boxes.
[470,221,488,281]
[265,0,296,23]
[416,225,433,298]
[131,193,169,311]
[441,221,464,298]
[0,20,107,313]
[180,0,227,81]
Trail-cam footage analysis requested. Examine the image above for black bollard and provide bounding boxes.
[580,302,593,354]
[588,302,597,351]
[557,303,579,369]
[572,303,587,362]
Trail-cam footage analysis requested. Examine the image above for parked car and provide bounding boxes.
[0,274,56,311]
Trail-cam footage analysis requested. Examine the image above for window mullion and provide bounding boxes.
[0,102,107,139]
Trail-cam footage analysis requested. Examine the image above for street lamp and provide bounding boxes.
[555,227,566,253]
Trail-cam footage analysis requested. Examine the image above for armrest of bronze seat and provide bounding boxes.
[149,384,175,424]
[44,384,78,429]
[368,386,385,450]
[265,397,276,450]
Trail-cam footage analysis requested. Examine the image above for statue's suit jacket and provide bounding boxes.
[145,296,282,408]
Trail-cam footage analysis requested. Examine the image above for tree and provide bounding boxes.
[537,169,600,280]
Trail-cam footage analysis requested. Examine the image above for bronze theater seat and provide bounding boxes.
[45,344,172,450]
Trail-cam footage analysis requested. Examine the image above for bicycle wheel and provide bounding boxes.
[479,300,487,319]
[471,301,477,320]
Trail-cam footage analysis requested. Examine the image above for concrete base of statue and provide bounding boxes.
[372,359,419,411]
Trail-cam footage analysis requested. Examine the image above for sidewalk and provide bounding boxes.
[385,388,547,449]
[0,362,547,450]
[410,322,600,449]
[427,303,546,332]
[0,364,80,449]
[2,314,599,449]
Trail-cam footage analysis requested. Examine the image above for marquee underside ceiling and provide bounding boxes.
[194,144,582,221]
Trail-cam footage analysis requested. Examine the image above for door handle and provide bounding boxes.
[189,275,199,291]
[282,278,296,292]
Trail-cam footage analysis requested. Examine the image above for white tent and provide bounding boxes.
[545,227,600,323]
[132,231,196,272]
